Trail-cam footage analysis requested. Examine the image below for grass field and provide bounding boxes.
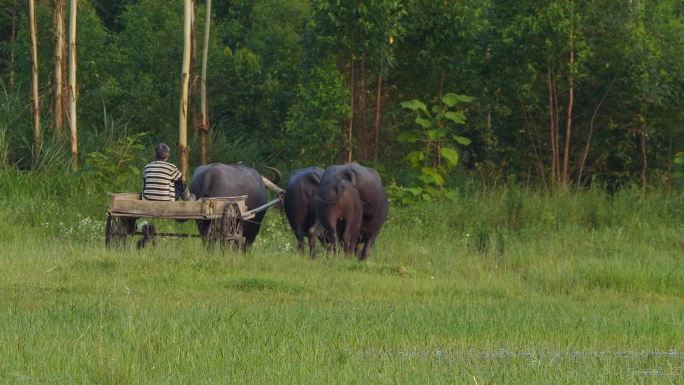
[1,173,683,384]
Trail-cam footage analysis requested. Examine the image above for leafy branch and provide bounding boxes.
[391,93,473,203]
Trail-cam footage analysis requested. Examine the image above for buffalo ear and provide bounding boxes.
[344,169,357,186]
[308,172,322,185]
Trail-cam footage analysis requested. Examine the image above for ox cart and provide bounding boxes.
[105,193,280,249]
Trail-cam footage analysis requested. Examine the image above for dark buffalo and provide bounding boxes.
[283,167,325,253]
[313,179,363,256]
[190,163,273,247]
[312,163,388,260]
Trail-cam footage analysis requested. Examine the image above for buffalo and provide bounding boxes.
[283,167,325,253]
[190,163,277,248]
[312,163,388,260]
[313,179,363,256]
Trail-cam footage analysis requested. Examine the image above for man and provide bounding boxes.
[142,143,185,201]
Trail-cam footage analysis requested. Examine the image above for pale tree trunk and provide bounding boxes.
[199,0,212,164]
[179,0,193,180]
[54,0,66,138]
[28,0,41,164]
[561,10,576,186]
[68,0,78,170]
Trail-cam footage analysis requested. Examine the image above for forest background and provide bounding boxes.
[1,2,683,382]
[0,0,683,196]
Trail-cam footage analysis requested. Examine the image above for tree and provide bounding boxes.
[0,0,19,87]
[307,0,406,162]
[199,0,211,164]
[90,0,131,32]
[28,0,40,164]
[179,0,193,179]
[111,0,184,136]
[53,0,66,138]
[283,59,349,166]
[68,0,78,170]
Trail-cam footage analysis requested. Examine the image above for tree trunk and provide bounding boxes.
[577,78,614,188]
[178,0,193,180]
[199,0,211,164]
[640,123,648,188]
[54,0,66,138]
[358,54,368,160]
[28,0,41,164]
[667,126,673,189]
[10,4,16,88]
[521,103,547,189]
[68,0,78,170]
[562,46,575,186]
[547,65,558,184]
[189,0,200,138]
[438,70,445,98]
[346,51,354,163]
[373,73,382,162]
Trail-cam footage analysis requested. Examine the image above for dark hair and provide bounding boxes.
[155,143,171,160]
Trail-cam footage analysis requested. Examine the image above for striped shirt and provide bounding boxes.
[142,160,182,201]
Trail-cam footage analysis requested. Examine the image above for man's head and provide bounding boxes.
[155,143,171,161]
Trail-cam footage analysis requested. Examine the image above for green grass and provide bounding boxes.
[1,172,683,384]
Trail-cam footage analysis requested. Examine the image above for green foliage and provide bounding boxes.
[283,59,350,167]
[207,0,311,157]
[0,81,23,169]
[392,93,472,203]
[674,151,684,190]
[29,135,71,172]
[0,0,683,188]
[204,132,274,169]
[109,0,184,134]
[83,132,147,192]
[675,152,684,165]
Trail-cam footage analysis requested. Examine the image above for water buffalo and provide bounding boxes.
[312,163,388,260]
[189,163,274,248]
[283,167,325,253]
[313,179,363,256]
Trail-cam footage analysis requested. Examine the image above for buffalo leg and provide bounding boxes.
[358,235,378,261]
[295,230,306,253]
[342,218,361,256]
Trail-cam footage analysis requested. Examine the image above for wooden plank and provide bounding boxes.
[109,200,209,219]
[107,193,248,220]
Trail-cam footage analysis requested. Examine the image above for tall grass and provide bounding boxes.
[0,81,26,169]
[1,172,683,384]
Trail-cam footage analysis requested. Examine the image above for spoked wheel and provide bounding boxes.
[201,203,244,252]
[105,214,134,248]
[202,219,222,251]
[220,202,244,250]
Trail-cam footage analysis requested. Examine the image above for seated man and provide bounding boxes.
[142,143,185,201]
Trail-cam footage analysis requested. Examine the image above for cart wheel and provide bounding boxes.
[105,214,133,248]
[220,202,244,250]
[202,219,222,250]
